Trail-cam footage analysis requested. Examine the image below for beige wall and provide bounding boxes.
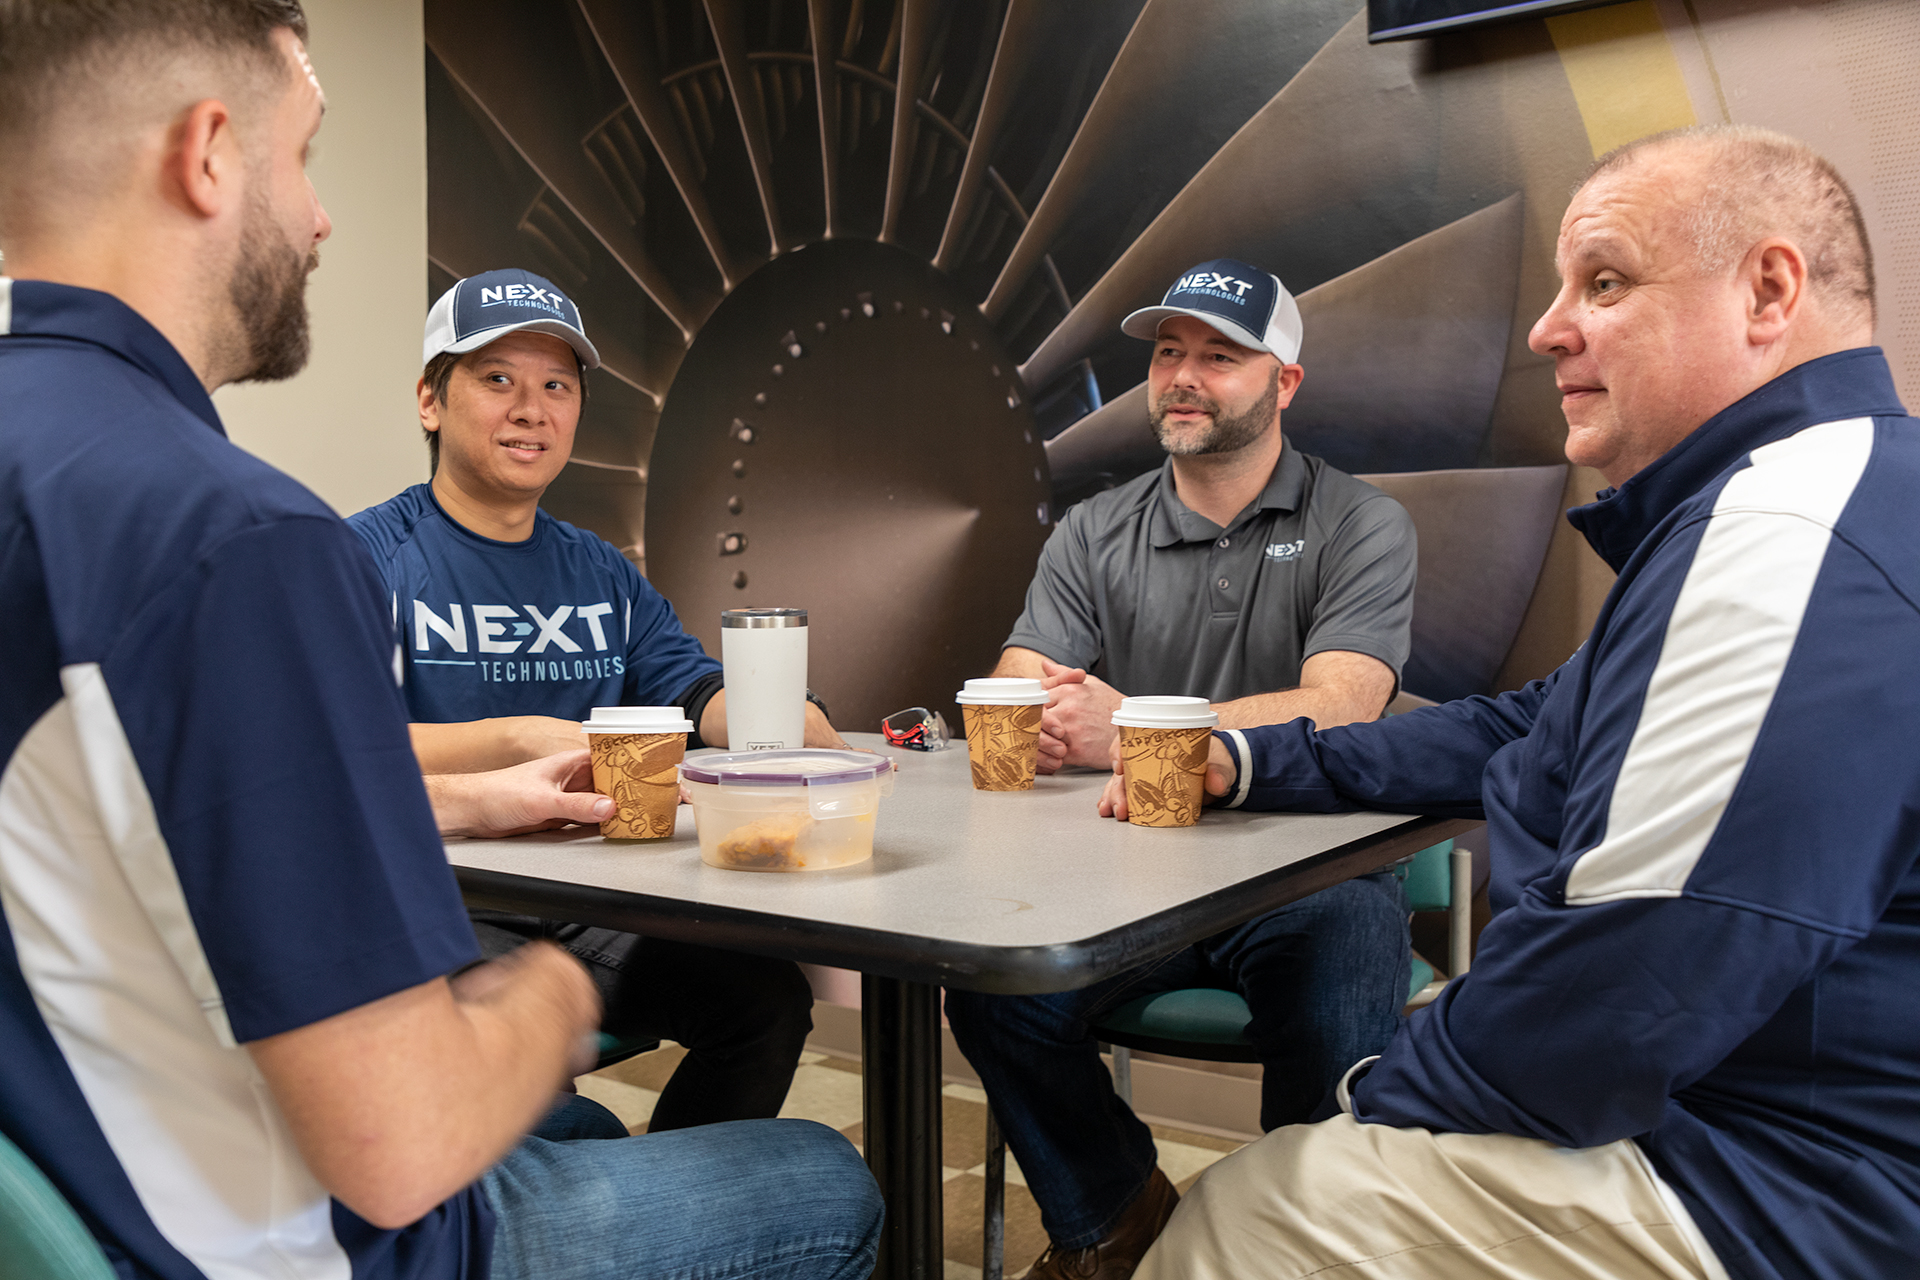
[214,0,428,518]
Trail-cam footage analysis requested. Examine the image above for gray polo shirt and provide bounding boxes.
[1005,445,1414,701]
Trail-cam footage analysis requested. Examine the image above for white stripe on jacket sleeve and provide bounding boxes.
[1222,729,1253,808]
[1566,418,1874,905]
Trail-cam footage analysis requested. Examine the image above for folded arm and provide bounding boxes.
[1211,649,1397,732]
[1216,675,1555,815]
[1356,519,1920,1145]
[1008,646,1397,778]
[248,940,599,1229]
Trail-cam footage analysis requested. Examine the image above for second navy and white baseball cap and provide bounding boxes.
[1121,257,1303,364]
[422,267,601,369]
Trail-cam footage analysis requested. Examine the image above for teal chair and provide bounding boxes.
[0,1128,116,1280]
[594,1031,660,1071]
[979,837,1474,1279]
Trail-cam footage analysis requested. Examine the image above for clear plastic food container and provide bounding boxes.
[680,750,895,872]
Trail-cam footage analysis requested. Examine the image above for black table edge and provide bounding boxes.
[453,814,1479,994]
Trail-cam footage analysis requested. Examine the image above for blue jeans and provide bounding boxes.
[945,872,1410,1248]
[480,1095,883,1279]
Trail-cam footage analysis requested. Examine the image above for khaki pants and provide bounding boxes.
[1134,1115,1730,1280]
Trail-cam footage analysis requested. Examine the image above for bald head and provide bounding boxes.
[0,0,308,248]
[1585,125,1876,332]
[1530,127,1877,487]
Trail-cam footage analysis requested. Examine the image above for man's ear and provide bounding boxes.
[1275,361,1305,411]
[1745,238,1810,347]
[417,376,441,432]
[166,99,239,219]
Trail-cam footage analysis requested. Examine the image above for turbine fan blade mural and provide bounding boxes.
[425,0,1597,726]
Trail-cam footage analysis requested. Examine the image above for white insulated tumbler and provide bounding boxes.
[720,608,808,751]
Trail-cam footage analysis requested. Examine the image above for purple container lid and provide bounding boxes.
[680,749,894,787]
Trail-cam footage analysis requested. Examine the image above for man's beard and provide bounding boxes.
[1150,364,1280,456]
[226,200,316,384]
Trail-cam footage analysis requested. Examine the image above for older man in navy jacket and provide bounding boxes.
[1133,126,1917,1280]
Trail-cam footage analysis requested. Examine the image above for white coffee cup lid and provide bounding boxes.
[581,705,695,734]
[953,677,1049,706]
[1111,696,1218,729]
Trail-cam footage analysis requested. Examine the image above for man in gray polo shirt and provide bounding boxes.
[946,258,1416,1280]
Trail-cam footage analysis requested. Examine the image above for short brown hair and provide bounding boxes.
[0,0,307,243]
[1585,125,1876,329]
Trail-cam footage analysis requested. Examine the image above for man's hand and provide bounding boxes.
[1038,657,1125,773]
[803,701,850,749]
[1098,736,1237,821]
[429,749,613,838]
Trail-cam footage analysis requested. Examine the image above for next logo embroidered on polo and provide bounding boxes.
[1266,540,1306,561]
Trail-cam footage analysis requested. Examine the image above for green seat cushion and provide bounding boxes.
[1098,961,1443,1050]
[1097,988,1254,1045]
[0,1130,116,1280]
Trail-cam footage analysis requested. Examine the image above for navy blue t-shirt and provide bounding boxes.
[347,486,720,725]
[0,279,487,1280]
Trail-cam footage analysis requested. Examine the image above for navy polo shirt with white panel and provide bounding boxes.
[0,279,489,1278]
[1005,445,1415,700]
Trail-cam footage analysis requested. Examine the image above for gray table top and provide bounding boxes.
[449,733,1472,993]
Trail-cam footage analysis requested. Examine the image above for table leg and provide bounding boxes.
[861,973,944,1280]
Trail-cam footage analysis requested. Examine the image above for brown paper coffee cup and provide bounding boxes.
[1119,724,1212,827]
[962,703,1043,792]
[589,731,686,839]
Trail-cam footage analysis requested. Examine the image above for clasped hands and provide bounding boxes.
[1033,658,1237,821]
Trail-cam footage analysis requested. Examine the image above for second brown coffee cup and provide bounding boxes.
[1112,697,1219,827]
[583,707,695,838]
[954,678,1049,791]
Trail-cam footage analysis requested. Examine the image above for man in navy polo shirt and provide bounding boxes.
[348,270,841,1132]
[0,3,880,1278]
[947,260,1418,1279]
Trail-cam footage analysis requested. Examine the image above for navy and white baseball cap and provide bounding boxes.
[422,268,600,369]
[1121,258,1303,364]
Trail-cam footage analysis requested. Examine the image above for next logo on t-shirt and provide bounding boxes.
[413,600,616,655]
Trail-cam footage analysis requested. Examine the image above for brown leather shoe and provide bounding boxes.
[1026,1167,1179,1280]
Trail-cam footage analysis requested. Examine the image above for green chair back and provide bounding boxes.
[1401,839,1454,913]
[0,1129,116,1280]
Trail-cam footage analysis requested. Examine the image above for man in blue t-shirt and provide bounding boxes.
[0,3,879,1278]
[349,268,841,1131]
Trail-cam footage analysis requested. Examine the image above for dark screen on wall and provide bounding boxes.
[1367,0,1627,42]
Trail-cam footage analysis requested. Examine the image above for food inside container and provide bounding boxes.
[680,750,895,871]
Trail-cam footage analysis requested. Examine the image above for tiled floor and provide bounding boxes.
[582,1043,1244,1279]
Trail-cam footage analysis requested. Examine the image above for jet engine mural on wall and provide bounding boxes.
[423,0,1600,729]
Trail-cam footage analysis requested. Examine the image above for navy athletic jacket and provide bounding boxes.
[1218,349,1920,1279]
